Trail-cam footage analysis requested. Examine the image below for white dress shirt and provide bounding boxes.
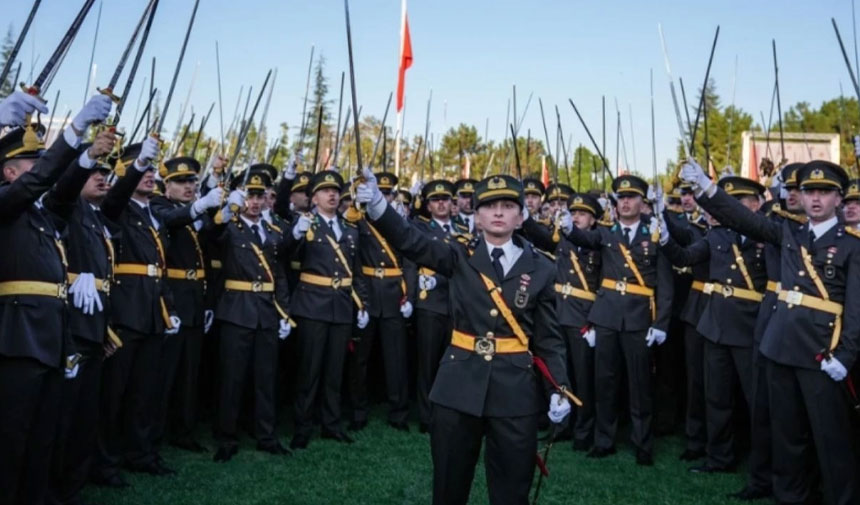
[809,215,839,241]
[131,198,159,230]
[318,212,342,241]
[619,220,640,244]
[484,238,523,276]
[240,215,267,244]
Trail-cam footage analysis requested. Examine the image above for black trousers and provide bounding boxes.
[654,316,686,434]
[49,339,103,505]
[415,309,451,426]
[683,322,707,453]
[293,318,351,438]
[564,325,595,446]
[594,326,654,454]
[746,349,772,492]
[348,315,409,424]
[431,404,537,505]
[703,340,752,468]
[94,330,161,479]
[0,356,62,505]
[767,360,859,505]
[216,322,278,447]
[153,325,203,445]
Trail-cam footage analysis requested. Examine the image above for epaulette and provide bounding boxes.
[773,207,808,224]
[341,219,357,228]
[267,223,283,234]
[597,219,614,227]
[844,226,860,239]
[533,246,556,261]
[691,220,707,230]
[417,215,430,223]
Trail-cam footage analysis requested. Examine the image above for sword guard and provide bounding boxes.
[97,87,122,104]
[19,83,45,103]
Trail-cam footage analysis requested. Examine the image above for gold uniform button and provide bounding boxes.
[486,331,494,338]
[490,309,499,317]
[730,264,737,270]
[483,355,493,362]
[799,271,806,277]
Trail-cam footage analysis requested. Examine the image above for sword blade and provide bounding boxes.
[155,0,200,134]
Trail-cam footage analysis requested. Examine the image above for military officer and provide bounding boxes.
[452,178,477,233]
[682,159,860,505]
[842,179,860,228]
[560,174,674,465]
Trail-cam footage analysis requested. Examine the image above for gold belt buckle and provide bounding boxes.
[102,281,110,296]
[146,264,158,277]
[185,269,198,280]
[785,290,803,306]
[331,277,342,289]
[474,334,496,359]
[251,281,263,292]
[703,282,715,295]
[615,280,627,295]
[374,267,385,279]
[561,283,573,296]
[721,285,734,298]
[58,284,68,300]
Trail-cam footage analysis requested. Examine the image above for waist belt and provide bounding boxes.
[209,259,222,269]
[554,282,596,301]
[166,268,206,281]
[778,289,843,316]
[451,329,529,359]
[360,266,403,279]
[115,263,162,277]
[224,280,274,292]
[691,280,706,292]
[0,281,68,300]
[290,261,302,271]
[299,272,353,289]
[601,278,654,297]
[766,281,781,293]
[68,273,110,293]
[699,282,764,302]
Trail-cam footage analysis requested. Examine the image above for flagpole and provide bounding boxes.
[394,0,407,178]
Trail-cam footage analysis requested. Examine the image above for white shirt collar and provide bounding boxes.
[131,197,149,208]
[262,208,272,223]
[809,215,839,240]
[619,220,640,243]
[240,214,262,228]
[433,218,452,230]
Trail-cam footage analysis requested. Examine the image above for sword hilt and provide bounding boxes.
[97,87,122,104]
[20,82,45,102]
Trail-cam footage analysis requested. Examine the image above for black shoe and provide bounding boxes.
[290,435,309,450]
[572,439,591,452]
[388,420,409,432]
[171,438,208,453]
[689,464,735,474]
[678,449,706,461]
[90,473,130,488]
[636,450,654,466]
[256,441,292,456]
[418,423,430,434]
[347,419,367,432]
[728,486,772,501]
[213,445,238,462]
[321,430,355,444]
[586,446,616,459]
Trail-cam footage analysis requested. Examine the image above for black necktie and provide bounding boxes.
[464,217,471,230]
[623,227,632,245]
[491,247,505,280]
[250,224,262,247]
[443,224,450,234]
[808,230,816,251]
[328,219,338,239]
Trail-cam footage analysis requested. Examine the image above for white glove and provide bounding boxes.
[72,94,113,133]
[356,168,382,205]
[400,300,413,319]
[648,219,660,239]
[393,200,409,219]
[165,316,181,336]
[356,309,369,329]
[418,274,437,291]
[284,154,299,180]
[278,319,291,340]
[64,355,80,380]
[204,309,214,334]
[653,185,665,215]
[559,209,573,235]
[136,136,160,169]
[645,327,667,347]
[68,272,103,315]
[821,356,848,381]
[680,159,712,193]
[192,186,224,216]
[659,218,670,245]
[227,189,245,210]
[582,326,596,348]
[0,90,49,127]
[854,135,860,158]
[547,393,572,423]
[292,213,312,240]
[409,180,423,196]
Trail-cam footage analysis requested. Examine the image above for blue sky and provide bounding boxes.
[5,0,859,174]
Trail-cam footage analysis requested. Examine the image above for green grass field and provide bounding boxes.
[83,410,753,505]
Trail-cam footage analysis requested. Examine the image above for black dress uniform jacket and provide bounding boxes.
[357,218,415,317]
[698,188,860,370]
[284,214,367,324]
[662,226,768,347]
[664,210,710,326]
[411,216,457,315]
[565,214,674,333]
[150,196,209,327]
[371,205,569,418]
[101,168,176,336]
[214,217,289,330]
[0,136,80,367]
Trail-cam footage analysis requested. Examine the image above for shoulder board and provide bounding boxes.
[598,219,614,228]
[844,227,860,239]
[773,207,808,224]
[534,247,556,261]
[691,220,707,230]
[341,219,357,228]
[267,223,283,234]
[417,215,430,223]
[453,233,473,244]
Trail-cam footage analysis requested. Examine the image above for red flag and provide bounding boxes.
[396,7,413,112]
[541,156,549,187]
